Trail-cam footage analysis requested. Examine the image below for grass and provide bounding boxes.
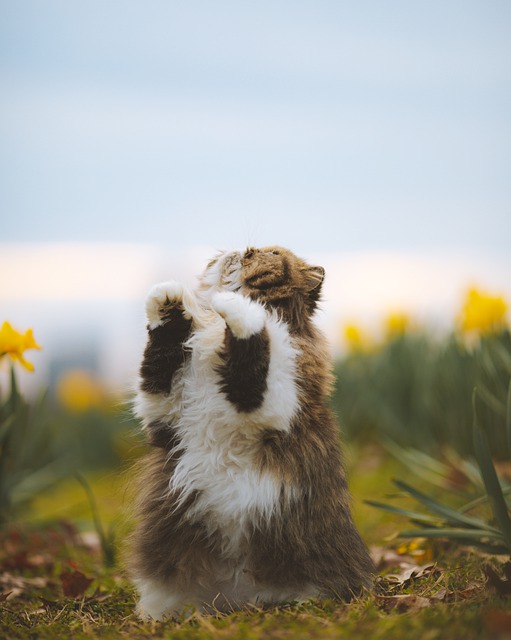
[3,315,511,637]
[333,330,511,456]
[2,447,510,639]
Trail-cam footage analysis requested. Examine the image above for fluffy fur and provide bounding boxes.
[129,246,374,619]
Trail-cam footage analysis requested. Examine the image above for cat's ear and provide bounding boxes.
[303,266,325,293]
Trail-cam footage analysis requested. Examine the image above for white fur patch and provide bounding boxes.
[198,250,243,297]
[164,310,299,547]
[145,280,211,330]
[134,577,200,620]
[134,573,322,619]
[211,291,266,339]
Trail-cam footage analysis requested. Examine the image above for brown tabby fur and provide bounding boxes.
[128,246,374,616]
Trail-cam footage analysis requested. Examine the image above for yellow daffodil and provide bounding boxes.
[459,288,508,335]
[0,321,42,372]
[384,312,411,339]
[343,323,374,353]
[56,369,106,413]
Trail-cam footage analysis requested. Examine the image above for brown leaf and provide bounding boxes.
[370,546,414,570]
[459,580,485,600]
[0,592,12,603]
[376,594,433,613]
[386,563,439,587]
[430,587,449,602]
[503,561,511,582]
[60,569,94,598]
[486,565,511,596]
[0,572,50,599]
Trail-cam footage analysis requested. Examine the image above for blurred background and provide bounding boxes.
[1,1,510,545]
[2,0,510,393]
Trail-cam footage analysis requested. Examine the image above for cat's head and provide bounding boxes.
[200,246,324,326]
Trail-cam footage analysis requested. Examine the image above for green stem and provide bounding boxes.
[0,366,19,525]
[472,387,511,551]
[74,472,115,567]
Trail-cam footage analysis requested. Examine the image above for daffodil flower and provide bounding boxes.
[459,288,508,335]
[0,321,42,372]
[384,312,411,339]
[343,323,375,353]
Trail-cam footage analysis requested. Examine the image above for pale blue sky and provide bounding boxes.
[1,1,510,255]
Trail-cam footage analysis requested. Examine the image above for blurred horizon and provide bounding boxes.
[1,2,510,392]
[2,241,510,396]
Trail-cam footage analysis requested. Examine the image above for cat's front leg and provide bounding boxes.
[211,291,270,412]
[140,281,198,396]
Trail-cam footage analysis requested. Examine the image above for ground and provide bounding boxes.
[1,447,510,639]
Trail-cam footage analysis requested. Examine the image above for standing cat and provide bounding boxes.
[129,246,374,619]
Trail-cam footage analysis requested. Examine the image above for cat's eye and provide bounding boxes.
[264,250,279,256]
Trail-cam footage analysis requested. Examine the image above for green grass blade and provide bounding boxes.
[392,478,500,533]
[399,528,509,554]
[399,526,506,544]
[383,440,463,490]
[0,413,17,446]
[490,336,511,376]
[8,366,20,410]
[459,485,511,514]
[507,379,511,456]
[364,500,442,526]
[75,472,116,567]
[472,388,511,551]
[477,383,507,418]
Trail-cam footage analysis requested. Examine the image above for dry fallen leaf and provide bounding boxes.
[376,593,433,613]
[0,572,50,600]
[385,563,439,587]
[370,546,414,570]
[60,568,94,598]
[485,565,511,596]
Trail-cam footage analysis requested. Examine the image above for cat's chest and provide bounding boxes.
[170,423,283,535]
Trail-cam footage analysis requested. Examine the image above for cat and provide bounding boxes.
[129,246,374,620]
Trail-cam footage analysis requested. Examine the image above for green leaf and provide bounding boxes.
[476,383,507,418]
[399,526,506,544]
[472,388,511,551]
[384,439,451,477]
[74,472,116,567]
[489,337,511,376]
[459,485,511,514]
[399,527,509,554]
[0,413,17,446]
[365,500,442,526]
[507,379,511,456]
[392,478,500,534]
[10,461,70,506]
[9,366,19,408]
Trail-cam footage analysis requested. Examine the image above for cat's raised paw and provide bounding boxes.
[211,291,266,339]
[146,281,193,329]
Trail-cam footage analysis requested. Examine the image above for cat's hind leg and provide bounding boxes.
[134,576,196,621]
